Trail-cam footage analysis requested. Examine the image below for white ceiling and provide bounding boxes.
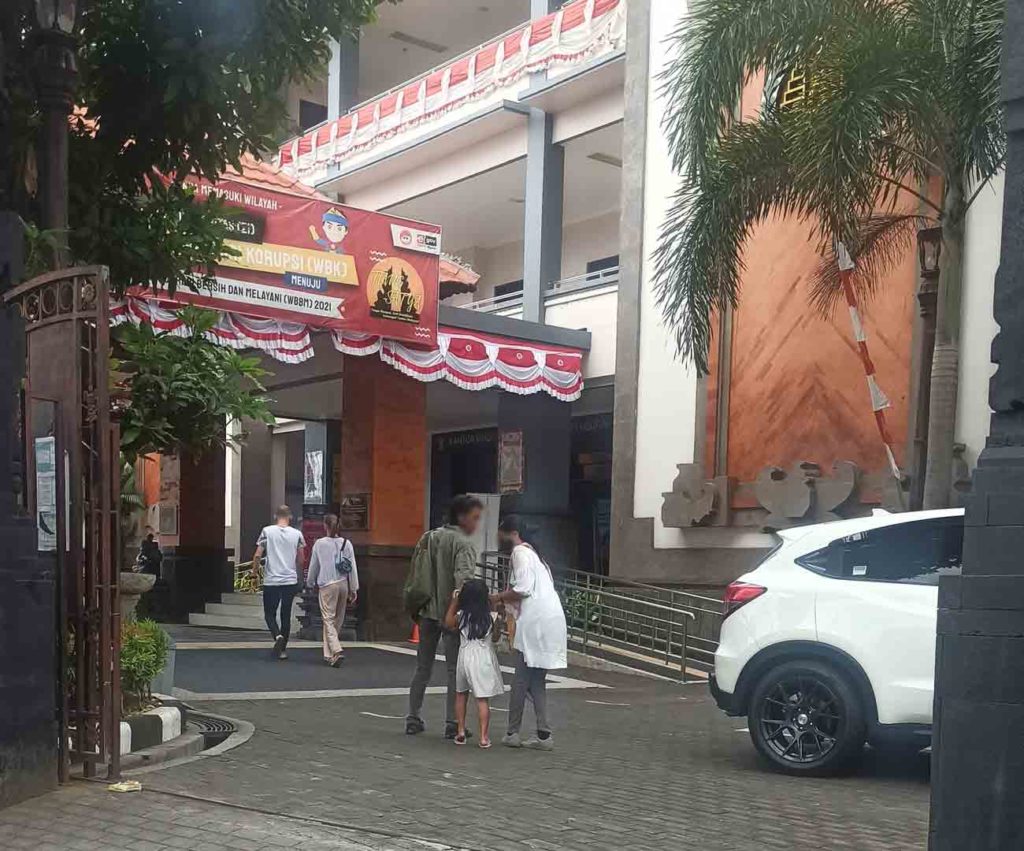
[359,0,532,102]
[386,122,622,254]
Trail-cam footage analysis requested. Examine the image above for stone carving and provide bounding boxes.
[661,464,730,527]
[755,462,816,530]
[813,460,858,522]
[755,460,859,530]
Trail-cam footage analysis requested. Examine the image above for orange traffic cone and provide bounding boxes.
[409,623,420,644]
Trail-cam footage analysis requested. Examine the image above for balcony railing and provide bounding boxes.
[461,264,619,314]
[278,0,626,178]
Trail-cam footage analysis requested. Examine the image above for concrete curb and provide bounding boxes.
[120,705,184,755]
[122,712,255,777]
[567,649,676,681]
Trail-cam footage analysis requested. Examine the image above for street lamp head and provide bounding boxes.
[917,226,943,277]
[35,0,76,34]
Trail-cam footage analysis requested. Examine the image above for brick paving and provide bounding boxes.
[2,652,931,850]
[0,782,456,850]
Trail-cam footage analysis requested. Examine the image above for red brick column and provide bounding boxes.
[340,356,427,638]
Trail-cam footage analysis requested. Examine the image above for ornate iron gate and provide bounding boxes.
[4,266,121,781]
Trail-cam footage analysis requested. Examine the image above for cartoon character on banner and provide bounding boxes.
[309,208,349,253]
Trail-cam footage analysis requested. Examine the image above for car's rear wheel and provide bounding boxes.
[748,659,866,776]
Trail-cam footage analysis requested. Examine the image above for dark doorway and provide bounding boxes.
[571,413,613,574]
[429,428,498,528]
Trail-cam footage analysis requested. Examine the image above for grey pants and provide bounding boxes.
[406,617,460,726]
[507,650,550,736]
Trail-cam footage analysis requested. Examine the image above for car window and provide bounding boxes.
[796,516,963,585]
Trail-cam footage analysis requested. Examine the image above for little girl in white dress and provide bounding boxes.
[443,579,504,748]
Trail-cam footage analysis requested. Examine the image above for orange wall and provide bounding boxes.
[340,356,427,547]
[720,79,918,485]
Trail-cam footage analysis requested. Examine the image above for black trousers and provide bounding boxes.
[262,583,299,643]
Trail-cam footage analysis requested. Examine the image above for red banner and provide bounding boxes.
[132,170,441,346]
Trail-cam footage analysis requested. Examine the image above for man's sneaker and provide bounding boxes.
[502,732,523,748]
[405,718,425,735]
[523,735,554,751]
[444,723,472,740]
[273,635,286,655]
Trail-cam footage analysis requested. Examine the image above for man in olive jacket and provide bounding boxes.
[404,494,482,737]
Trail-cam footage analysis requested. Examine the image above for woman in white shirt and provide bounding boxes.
[305,514,358,667]
[490,515,567,751]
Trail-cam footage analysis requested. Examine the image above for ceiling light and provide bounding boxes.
[508,197,525,204]
[389,31,448,53]
[587,152,623,168]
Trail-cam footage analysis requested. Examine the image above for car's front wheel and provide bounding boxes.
[748,659,866,776]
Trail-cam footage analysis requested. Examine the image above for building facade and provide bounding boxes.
[175,0,1002,626]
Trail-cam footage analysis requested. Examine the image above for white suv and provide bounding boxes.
[709,507,964,775]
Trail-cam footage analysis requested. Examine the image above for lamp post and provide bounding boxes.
[909,226,943,510]
[32,0,78,259]
[929,1,1024,847]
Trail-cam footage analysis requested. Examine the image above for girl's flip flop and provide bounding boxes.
[454,733,467,745]
[479,739,492,749]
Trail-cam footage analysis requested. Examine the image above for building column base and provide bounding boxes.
[354,544,415,641]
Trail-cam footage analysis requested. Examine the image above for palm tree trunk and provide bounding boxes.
[922,181,965,509]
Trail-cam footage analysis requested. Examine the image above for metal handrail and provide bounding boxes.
[461,265,621,313]
[478,555,722,682]
[233,560,261,593]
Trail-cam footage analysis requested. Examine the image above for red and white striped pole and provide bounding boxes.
[835,242,904,486]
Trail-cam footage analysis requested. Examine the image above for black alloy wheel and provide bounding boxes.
[748,659,866,775]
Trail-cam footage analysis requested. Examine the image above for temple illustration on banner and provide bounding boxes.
[368,261,422,324]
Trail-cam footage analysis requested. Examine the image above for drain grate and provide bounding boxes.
[190,714,238,747]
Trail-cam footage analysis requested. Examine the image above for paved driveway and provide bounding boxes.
[148,644,930,851]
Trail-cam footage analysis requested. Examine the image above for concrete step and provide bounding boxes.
[188,611,301,631]
[202,602,300,618]
[221,592,263,606]
[220,592,304,608]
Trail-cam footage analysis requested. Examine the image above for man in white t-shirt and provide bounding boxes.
[253,505,306,660]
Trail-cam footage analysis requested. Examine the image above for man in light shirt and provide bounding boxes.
[253,505,306,660]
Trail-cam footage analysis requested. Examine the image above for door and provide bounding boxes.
[811,516,964,725]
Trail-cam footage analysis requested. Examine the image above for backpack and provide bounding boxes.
[403,529,435,621]
[334,537,354,576]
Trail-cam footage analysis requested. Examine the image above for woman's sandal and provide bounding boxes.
[454,732,467,745]
[329,653,344,668]
[479,739,492,749]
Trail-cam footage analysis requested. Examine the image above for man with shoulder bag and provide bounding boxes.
[403,494,482,738]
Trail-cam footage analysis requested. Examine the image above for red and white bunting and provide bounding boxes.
[333,330,584,401]
[111,298,584,401]
[111,298,315,363]
[278,0,626,178]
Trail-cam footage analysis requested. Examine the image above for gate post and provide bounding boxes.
[4,266,121,782]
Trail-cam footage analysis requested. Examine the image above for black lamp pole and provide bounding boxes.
[930,1,1024,847]
[32,0,78,258]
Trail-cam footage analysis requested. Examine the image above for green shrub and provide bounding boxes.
[121,619,169,714]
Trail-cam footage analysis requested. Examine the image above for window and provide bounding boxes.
[298,99,327,132]
[586,255,619,275]
[778,69,807,108]
[493,280,523,298]
[796,517,963,586]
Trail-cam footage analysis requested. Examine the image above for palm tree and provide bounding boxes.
[655,0,1005,508]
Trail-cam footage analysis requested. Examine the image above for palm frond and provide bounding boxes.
[655,118,815,374]
[809,213,933,315]
[662,0,904,180]
[656,0,1006,370]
